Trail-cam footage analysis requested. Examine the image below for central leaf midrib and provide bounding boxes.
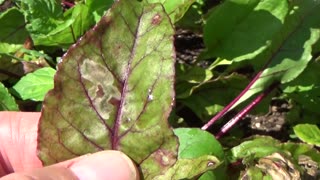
[111,7,144,150]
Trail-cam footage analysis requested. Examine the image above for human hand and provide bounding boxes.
[0,112,138,180]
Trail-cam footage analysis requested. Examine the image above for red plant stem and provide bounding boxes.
[62,1,74,8]
[215,83,278,139]
[201,71,263,130]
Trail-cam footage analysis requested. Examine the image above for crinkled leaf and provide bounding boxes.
[203,0,320,110]
[229,136,320,179]
[21,0,67,46]
[229,135,320,168]
[294,124,320,147]
[39,0,178,178]
[21,0,113,47]
[12,67,55,101]
[147,0,196,23]
[0,82,18,111]
[228,136,283,163]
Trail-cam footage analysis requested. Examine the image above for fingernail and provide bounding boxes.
[70,151,137,180]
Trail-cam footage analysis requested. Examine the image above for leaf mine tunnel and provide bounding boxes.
[38,1,178,177]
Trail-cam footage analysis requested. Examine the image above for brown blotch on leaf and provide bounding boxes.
[151,14,162,25]
[96,84,105,97]
[153,149,177,167]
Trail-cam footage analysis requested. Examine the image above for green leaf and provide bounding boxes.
[0,7,28,53]
[281,142,320,165]
[174,128,225,179]
[38,1,179,178]
[154,155,220,179]
[21,0,113,47]
[21,0,68,46]
[283,61,320,116]
[202,0,320,111]
[147,0,196,23]
[0,82,19,111]
[12,67,55,101]
[294,124,320,147]
[241,166,271,180]
[203,0,288,61]
[175,63,214,99]
[229,136,283,163]
[229,136,320,179]
[174,128,224,159]
[179,73,248,120]
[85,0,114,23]
[243,153,300,180]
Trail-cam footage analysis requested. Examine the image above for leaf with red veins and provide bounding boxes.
[38,0,178,177]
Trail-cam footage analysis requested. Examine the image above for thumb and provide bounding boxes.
[1,151,138,180]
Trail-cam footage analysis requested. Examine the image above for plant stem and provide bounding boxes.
[215,83,278,139]
[201,71,264,130]
[62,1,74,8]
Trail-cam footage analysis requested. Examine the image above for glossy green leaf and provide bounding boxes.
[12,67,55,101]
[174,128,224,159]
[0,82,19,111]
[294,124,320,147]
[174,128,225,179]
[235,0,320,106]
[38,1,178,178]
[147,0,196,22]
[203,0,320,110]
[203,0,287,61]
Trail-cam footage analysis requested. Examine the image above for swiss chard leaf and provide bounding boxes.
[38,0,178,178]
[202,0,320,110]
[203,0,288,61]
